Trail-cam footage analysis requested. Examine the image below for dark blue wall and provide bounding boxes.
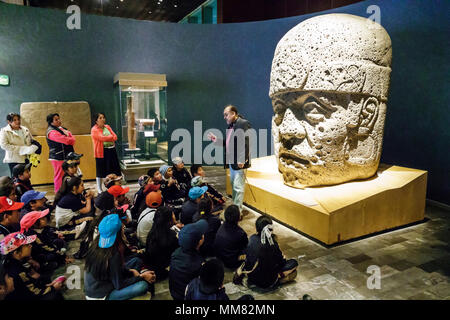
[0,0,448,204]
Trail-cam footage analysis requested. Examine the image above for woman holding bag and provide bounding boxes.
[0,113,37,175]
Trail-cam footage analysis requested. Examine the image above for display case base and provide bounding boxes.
[120,159,166,181]
[226,156,427,246]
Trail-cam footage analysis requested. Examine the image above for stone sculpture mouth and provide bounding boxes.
[279,151,310,169]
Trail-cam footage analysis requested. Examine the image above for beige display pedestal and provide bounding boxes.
[226,156,427,245]
[30,135,96,185]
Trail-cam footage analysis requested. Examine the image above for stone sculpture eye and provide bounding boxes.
[273,100,287,125]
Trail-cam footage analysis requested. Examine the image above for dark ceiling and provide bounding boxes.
[27,0,208,22]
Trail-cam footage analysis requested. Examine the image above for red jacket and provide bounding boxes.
[91,124,117,158]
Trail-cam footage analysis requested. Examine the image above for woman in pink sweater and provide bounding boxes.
[91,113,122,193]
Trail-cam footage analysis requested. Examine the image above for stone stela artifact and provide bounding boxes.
[126,95,137,150]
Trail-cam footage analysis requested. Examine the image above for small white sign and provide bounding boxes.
[0,75,9,86]
[144,131,154,137]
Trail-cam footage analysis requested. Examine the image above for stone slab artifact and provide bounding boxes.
[269,14,392,188]
[20,101,91,136]
[126,95,137,149]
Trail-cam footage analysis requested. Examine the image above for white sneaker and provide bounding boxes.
[74,221,87,239]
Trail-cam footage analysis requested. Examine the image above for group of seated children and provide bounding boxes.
[0,156,298,301]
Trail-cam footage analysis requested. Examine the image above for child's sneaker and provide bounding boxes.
[74,221,87,239]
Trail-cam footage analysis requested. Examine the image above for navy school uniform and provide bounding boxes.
[4,258,63,300]
[214,222,248,269]
[185,277,229,300]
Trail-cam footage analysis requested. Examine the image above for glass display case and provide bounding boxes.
[114,73,168,169]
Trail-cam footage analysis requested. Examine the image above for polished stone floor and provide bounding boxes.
[35,167,450,300]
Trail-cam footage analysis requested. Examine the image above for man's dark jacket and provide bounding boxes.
[223,117,251,170]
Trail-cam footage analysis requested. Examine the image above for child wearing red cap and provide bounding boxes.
[107,185,131,207]
[0,232,64,300]
[137,190,163,246]
[20,209,73,273]
[0,196,23,241]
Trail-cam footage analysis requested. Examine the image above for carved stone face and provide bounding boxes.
[271,91,386,188]
[269,14,392,188]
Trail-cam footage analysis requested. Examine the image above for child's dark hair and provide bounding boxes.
[146,206,175,249]
[62,161,77,173]
[0,183,14,198]
[85,234,120,281]
[200,258,224,290]
[255,215,272,234]
[224,205,240,225]
[46,113,59,126]
[0,211,13,223]
[62,176,82,195]
[147,168,159,178]
[198,196,213,219]
[6,113,20,122]
[190,164,202,177]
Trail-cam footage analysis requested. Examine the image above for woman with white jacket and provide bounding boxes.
[0,113,37,175]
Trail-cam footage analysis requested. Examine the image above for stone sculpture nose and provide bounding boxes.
[278,109,307,150]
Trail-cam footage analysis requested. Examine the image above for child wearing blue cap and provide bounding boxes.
[20,190,52,218]
[84,214,156,300]
[180,186,208,225]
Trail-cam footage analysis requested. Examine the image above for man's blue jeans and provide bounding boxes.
[229,165,245,211]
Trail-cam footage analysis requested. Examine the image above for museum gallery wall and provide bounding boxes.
[0,0,448,205]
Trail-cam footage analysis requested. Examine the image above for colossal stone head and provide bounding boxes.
[269,14,392,188]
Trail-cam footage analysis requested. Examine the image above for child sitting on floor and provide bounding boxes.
[152,166,185,219]
[131,175,160,219]
[0,232,65,300]
[53,159,80,206]
[20,209,72,274]
[214,205,248,269]
[20,190,54,219]
[55,176,95,240]
[169,219,208,300]
[84,214,156,300]
[190,164,226,213]
[0,196,23,241]
[137,189,162,247]
[192,197,221,257]
[180,186,207,225]
[12,163,34,202]
[233,216,298,289]
[144,206,180,281]
[185,258,229,300]
[171,157,192,197]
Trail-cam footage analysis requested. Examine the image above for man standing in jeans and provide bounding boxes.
[208,105,251,216]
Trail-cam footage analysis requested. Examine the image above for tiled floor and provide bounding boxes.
[35,167,450,300]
